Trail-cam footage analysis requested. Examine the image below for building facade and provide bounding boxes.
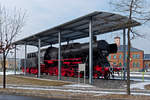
[108,37,144,71]
[144,54,150,71]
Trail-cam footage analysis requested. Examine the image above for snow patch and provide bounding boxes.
[0,71,22,75]
[63,84,94,88]
[131,82,150,89]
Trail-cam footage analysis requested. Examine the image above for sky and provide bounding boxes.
[0,0,150,57]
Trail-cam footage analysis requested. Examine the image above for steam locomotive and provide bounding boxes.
[21,39,121,79]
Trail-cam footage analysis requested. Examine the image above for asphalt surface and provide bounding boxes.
[0,95,67,100]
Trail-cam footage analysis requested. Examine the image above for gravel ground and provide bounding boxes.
[19,74,137,89]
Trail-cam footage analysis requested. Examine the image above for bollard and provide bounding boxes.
[142,71,144,82]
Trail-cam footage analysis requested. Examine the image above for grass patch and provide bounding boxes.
[0,75,71,86]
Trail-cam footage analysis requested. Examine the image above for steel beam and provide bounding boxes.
[58,31,61,80]
[38,39,41,78]
[89,17,93,84]
[24,43,27,75]
[123,29,126,80]
[14,44,17,75]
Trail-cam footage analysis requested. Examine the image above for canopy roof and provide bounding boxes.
[13,11,141,47]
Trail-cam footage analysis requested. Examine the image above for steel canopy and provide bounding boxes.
[13,11,141,47]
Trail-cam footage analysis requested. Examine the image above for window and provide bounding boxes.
[113,62,116,65]
[9,64,12,68]
[119,54,122,59]
[125,54,128,58]
[137,62,140,67]
[113,55,117,59]
[145,64,149,68]
[136,54,140,59]
[119,62,122,67]
[124,63,127,67]
[132,54,136,59]
[133,54,140,59]
[108,55,111,60]
[133,62,136,67]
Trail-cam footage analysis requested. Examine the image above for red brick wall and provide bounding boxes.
[108,51,144,71]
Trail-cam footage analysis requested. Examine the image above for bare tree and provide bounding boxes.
[0,5,26,88]
[110,0,150,95]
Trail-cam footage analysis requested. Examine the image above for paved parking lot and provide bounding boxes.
[0,95,66,100]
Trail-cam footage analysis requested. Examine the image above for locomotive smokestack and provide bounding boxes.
[109,44,118,54]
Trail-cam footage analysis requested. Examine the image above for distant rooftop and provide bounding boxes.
[118,45,143,52]
[144,54,150,60]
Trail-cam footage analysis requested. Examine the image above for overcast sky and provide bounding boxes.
[1,0,150,57]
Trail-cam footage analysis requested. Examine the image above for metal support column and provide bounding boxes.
[58,31,61,80]
[38,39,41,78]
[123,29,126,80]
[89,17,93,84]
[24,43,27,75]
[14,44,17,75]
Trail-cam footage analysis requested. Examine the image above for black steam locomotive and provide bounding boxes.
[21,39,121,79]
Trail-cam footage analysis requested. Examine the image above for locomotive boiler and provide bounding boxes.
[44,40,117,66]
[21,39,121,79]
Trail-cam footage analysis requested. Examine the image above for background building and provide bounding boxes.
[108,37,144,71]
[0,58,20,70]
[144,54,150,71]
